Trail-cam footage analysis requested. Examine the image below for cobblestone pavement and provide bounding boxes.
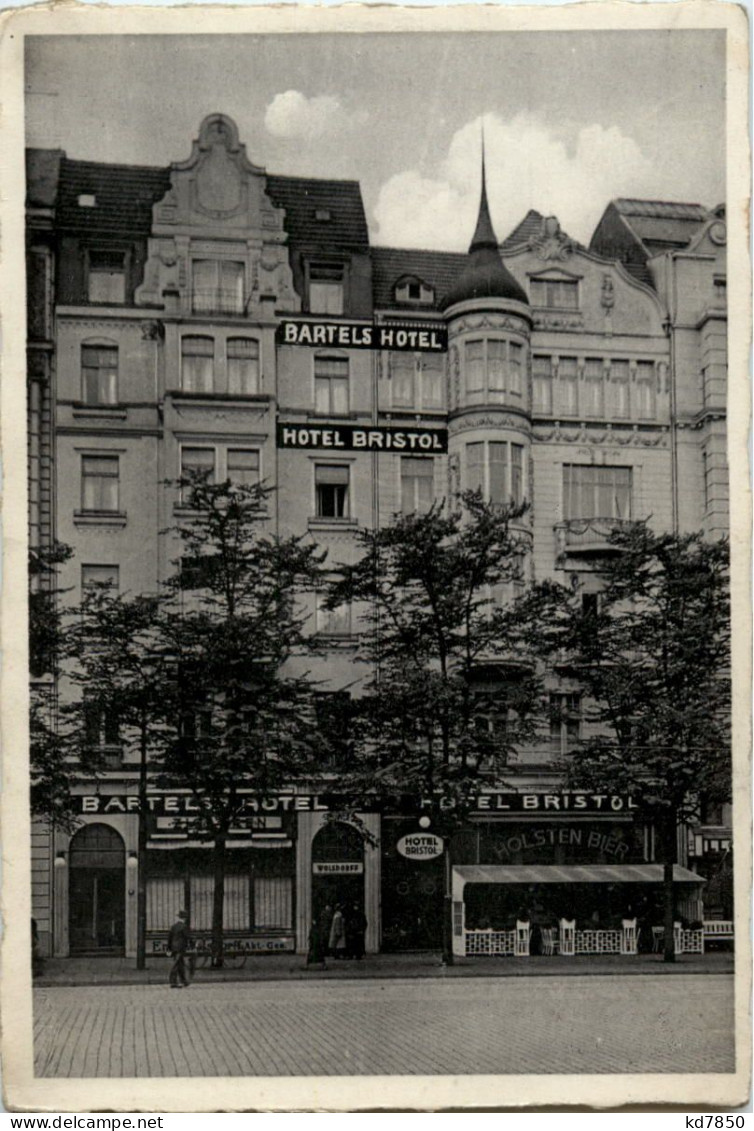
[34,974,734,1078]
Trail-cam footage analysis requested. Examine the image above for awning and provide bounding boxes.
[453,864,705,887]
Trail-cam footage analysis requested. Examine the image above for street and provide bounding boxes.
[34,973,735,1078]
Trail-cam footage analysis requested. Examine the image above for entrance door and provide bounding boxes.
[69,824,126,954]
[311,822,365,924]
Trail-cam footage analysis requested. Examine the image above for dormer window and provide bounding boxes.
[309,262,344,315]
[530,274,579,310]
[394,276,435,306]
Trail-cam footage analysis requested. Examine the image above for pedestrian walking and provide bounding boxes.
[167,909,191,988]
[346,903,367,960]
[329,904,346,959]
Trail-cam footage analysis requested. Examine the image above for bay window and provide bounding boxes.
[464,338,524,405]
[466,441,525,505]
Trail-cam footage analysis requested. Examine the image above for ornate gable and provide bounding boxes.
[136,114,299,313]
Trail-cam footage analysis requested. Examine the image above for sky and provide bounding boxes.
[25,32,726,250]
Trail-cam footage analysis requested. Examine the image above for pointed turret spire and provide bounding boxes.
[470,126,499,252]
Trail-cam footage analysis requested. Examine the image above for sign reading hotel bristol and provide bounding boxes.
[278,423,448,453]
[278,319,447,352]
[468,792,639,814]
[397,833,444,860]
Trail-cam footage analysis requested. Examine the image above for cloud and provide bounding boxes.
[264,90,363,140]
[373,112,657,250]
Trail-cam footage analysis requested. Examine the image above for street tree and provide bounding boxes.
[28,540,78,827]
[66,585,172,967]
[525,522,731,961]
[160,473,324,966]
[327,491,542,963]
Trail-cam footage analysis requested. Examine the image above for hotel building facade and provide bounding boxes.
[26,115,730,959]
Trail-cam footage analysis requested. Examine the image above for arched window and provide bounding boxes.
[70,823,126,869]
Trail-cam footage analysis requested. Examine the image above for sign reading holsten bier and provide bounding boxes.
[396,833,444,860]
[278,319,447,352]
[278,423,448,453]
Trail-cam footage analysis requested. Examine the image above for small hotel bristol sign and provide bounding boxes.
[277,424,448,453]
[278,319,447,352]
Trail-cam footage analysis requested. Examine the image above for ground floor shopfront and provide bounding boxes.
[35,787,711,960]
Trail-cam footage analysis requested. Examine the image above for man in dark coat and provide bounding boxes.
[346,903,368,960]
[167,909,190,988]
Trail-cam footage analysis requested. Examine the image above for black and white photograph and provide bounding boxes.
[1,2,750,1112]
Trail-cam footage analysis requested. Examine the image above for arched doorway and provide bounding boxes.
[311,821,365,928]
[69,824,126,954]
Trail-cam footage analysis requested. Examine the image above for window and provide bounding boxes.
[563,465,632,521]
[611,360,630,419]
[309,262,344,315]
[466,441,525,505]
[390,354,444,410]
[314,691,352,763]
[530,277,579,309]
[227,449,260,488]
[314,356,349,414]
[82,564,119,593]
[401,458,434,514]
[88,250,125,304]
[81,344,118,406]
[192,260,245,315]
[464,339,524,404]
[315,593,352,636]
[315,465,349,518]
[81,455,119,513]
[227,338,259,396]
[583,358,604,418]
[181,446,216,486]
[181,336,214,393]
[84,701,120,754]
[549,692,581,755]
[557,357,578,416]
[532,355,553,414]
[635,361,656,420]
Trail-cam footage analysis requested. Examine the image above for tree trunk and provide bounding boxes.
[135,716,148,970]
[441,835,454,966]
[662,812,677,963]
[211,834,226,968]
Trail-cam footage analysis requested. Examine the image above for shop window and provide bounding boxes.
[530,277,579,309]
[557,357,578,416]
[466,441,525,506]
[81,455,120,513]
[464,338,523,405]
[254,877,292,929]
[314,355,349,414]
[583,358,604,418]
[192,260,245,315]
[189,874,250,931]
[81,344,118,405]
[82,564,119,595]
[227,338,259,396]
[549,692,581,755]
[401,457,434,515]
[227,448,260,488]
[315,593,352,636]
[146,877,185,932]
[87,250,126,304]
[611,360,630,419]
[309,262,344,315]
[563,464,632,521]
[636,361,656,420]
[315,464,349,518]
[181,336,214,394]
[532,355,553,414]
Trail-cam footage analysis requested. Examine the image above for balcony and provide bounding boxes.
[555,517,635,559]
[191,289,246,317]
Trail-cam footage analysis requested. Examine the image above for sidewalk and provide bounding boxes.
[35,948,734,987]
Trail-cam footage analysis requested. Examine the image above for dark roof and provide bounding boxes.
[57,158,172,233]
[371,247,467,310]
[51,154,369,248]
[500,209,545,251]
[266,174,369,251]
[442,244,529,309]
[613,199,709,221]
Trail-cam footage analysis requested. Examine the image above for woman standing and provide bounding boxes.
[329,904,346,959]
